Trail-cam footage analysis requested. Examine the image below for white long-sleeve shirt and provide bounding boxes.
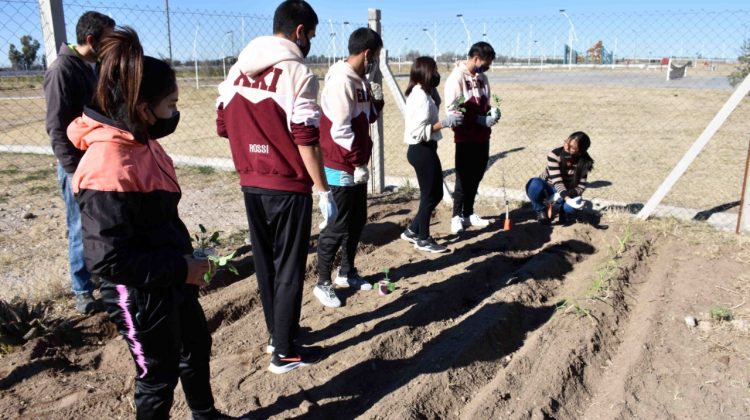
[403,85,442,145]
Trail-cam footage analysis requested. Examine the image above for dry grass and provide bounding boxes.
[1,68,749,213]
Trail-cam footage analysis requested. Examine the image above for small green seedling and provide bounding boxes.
[488,94,502,117]
[448,95,467,114]
[192,225,238,284]
[709,306,732,322]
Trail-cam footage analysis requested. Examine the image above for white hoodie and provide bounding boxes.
[319,60,382,173]
[216,36,321,194]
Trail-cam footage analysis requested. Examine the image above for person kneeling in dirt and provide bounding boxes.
[313,28,384,308]
[68,28,229,419]
[526,131,595,226]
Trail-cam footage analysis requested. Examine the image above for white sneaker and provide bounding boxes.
[334,271,373,290]
[467,214,490,227]
[313,284,341,308]
[450,215,465,234]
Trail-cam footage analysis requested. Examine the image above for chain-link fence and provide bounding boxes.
[1,1,749,228]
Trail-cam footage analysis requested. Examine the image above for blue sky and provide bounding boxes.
[1,0,748,67]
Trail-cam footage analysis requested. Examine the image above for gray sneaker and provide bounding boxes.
[334,270,373,290]
[75,292,101,314]
[313,284,342,308]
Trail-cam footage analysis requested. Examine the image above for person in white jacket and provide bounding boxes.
[215,0,336,374]
[400,57,463,253]
[443,42,500,234]
[314,28,384,307]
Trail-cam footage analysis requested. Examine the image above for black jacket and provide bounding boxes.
[44,43,97,173]
[69,107,192,288]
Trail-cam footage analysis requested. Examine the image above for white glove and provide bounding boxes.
[489,107,501,120]
[551,192,561,203]
[566,196,585,210]
[440,113,464,128]
[370,82,383,101]
[353,166,369,184]
[318,191,338,229]
[476,114,499,127]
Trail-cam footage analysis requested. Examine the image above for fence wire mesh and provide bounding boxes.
[0,1,749,228]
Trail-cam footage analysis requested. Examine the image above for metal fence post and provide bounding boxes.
[38,0,66,66]
[368,8,385,193]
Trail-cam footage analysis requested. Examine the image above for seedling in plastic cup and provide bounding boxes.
[192,224,238,284]
[488,94,502,119]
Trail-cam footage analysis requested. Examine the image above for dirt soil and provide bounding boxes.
[1,160,749,419]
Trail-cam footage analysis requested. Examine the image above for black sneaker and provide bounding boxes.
[558,211,574,226]
[75,292,102,315]
[268,352,307,374]
[535,210,550,226]
[414,237,449,253]
[192,407,236,420]
[400,227,418,244]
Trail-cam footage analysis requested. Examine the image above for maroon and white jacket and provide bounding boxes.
[319,60,383,174]
[216,36,321,194]
[444,61,492,144]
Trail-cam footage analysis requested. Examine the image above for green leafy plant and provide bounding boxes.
[192,224,238,284]
[447,95,467,114]
[709,306,733,322]
[376,267,396,293]
[488,94,502,116]
[0,298,56,352]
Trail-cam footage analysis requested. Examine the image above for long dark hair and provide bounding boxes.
[95,27,176,137]
[405,56,438,97]
[563,131,594,186]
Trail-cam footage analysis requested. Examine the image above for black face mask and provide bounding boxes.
[296,30,311,58]
[147,110,180,139]
[432,73,441,87]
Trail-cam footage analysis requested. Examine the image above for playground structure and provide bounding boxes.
[563,40,614,65]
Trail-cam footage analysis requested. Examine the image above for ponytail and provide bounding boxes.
[95,27,176,137]
[96,27,144,134]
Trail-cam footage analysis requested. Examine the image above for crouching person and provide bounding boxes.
[526,131,594,225]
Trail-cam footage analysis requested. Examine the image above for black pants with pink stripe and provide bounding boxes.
[453,141,490,218]
[100,280,214,420]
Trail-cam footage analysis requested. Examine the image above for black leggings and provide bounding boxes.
[407,141,444,240]
[453,142,489,218]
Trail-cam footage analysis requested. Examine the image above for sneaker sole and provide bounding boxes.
[266,344,274,354]
[268,360,307,374]
[400,232,418,244]
[334,276,373,291]
[414,244,449,253]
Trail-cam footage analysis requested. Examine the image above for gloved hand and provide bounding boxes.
[318,190,338,230]
[353,166,369,184]
[476,114,500,127]
[550,192,561,203]
[370,82,383,101]
[566,196,585,210]
[440,113,464,128]
[489,107,501,120]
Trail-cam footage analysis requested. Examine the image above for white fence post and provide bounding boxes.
[368,8,385,193]
[38,0,66,66]
[738,139,750,234]
[638,73,750,220]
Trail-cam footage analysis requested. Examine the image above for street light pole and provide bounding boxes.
[422,28,437,61]
[222,31,232,79]
[193,25,199,88]
[457,14,472,48]
[559,9,577,70]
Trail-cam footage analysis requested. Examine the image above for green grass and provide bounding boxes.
[709,306,733,322]
[21,168,54,183]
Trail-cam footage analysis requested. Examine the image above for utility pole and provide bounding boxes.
[165,0,173,63]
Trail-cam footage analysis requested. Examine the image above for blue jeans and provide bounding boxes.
[525,178,576,215]
[57,164,94,295]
